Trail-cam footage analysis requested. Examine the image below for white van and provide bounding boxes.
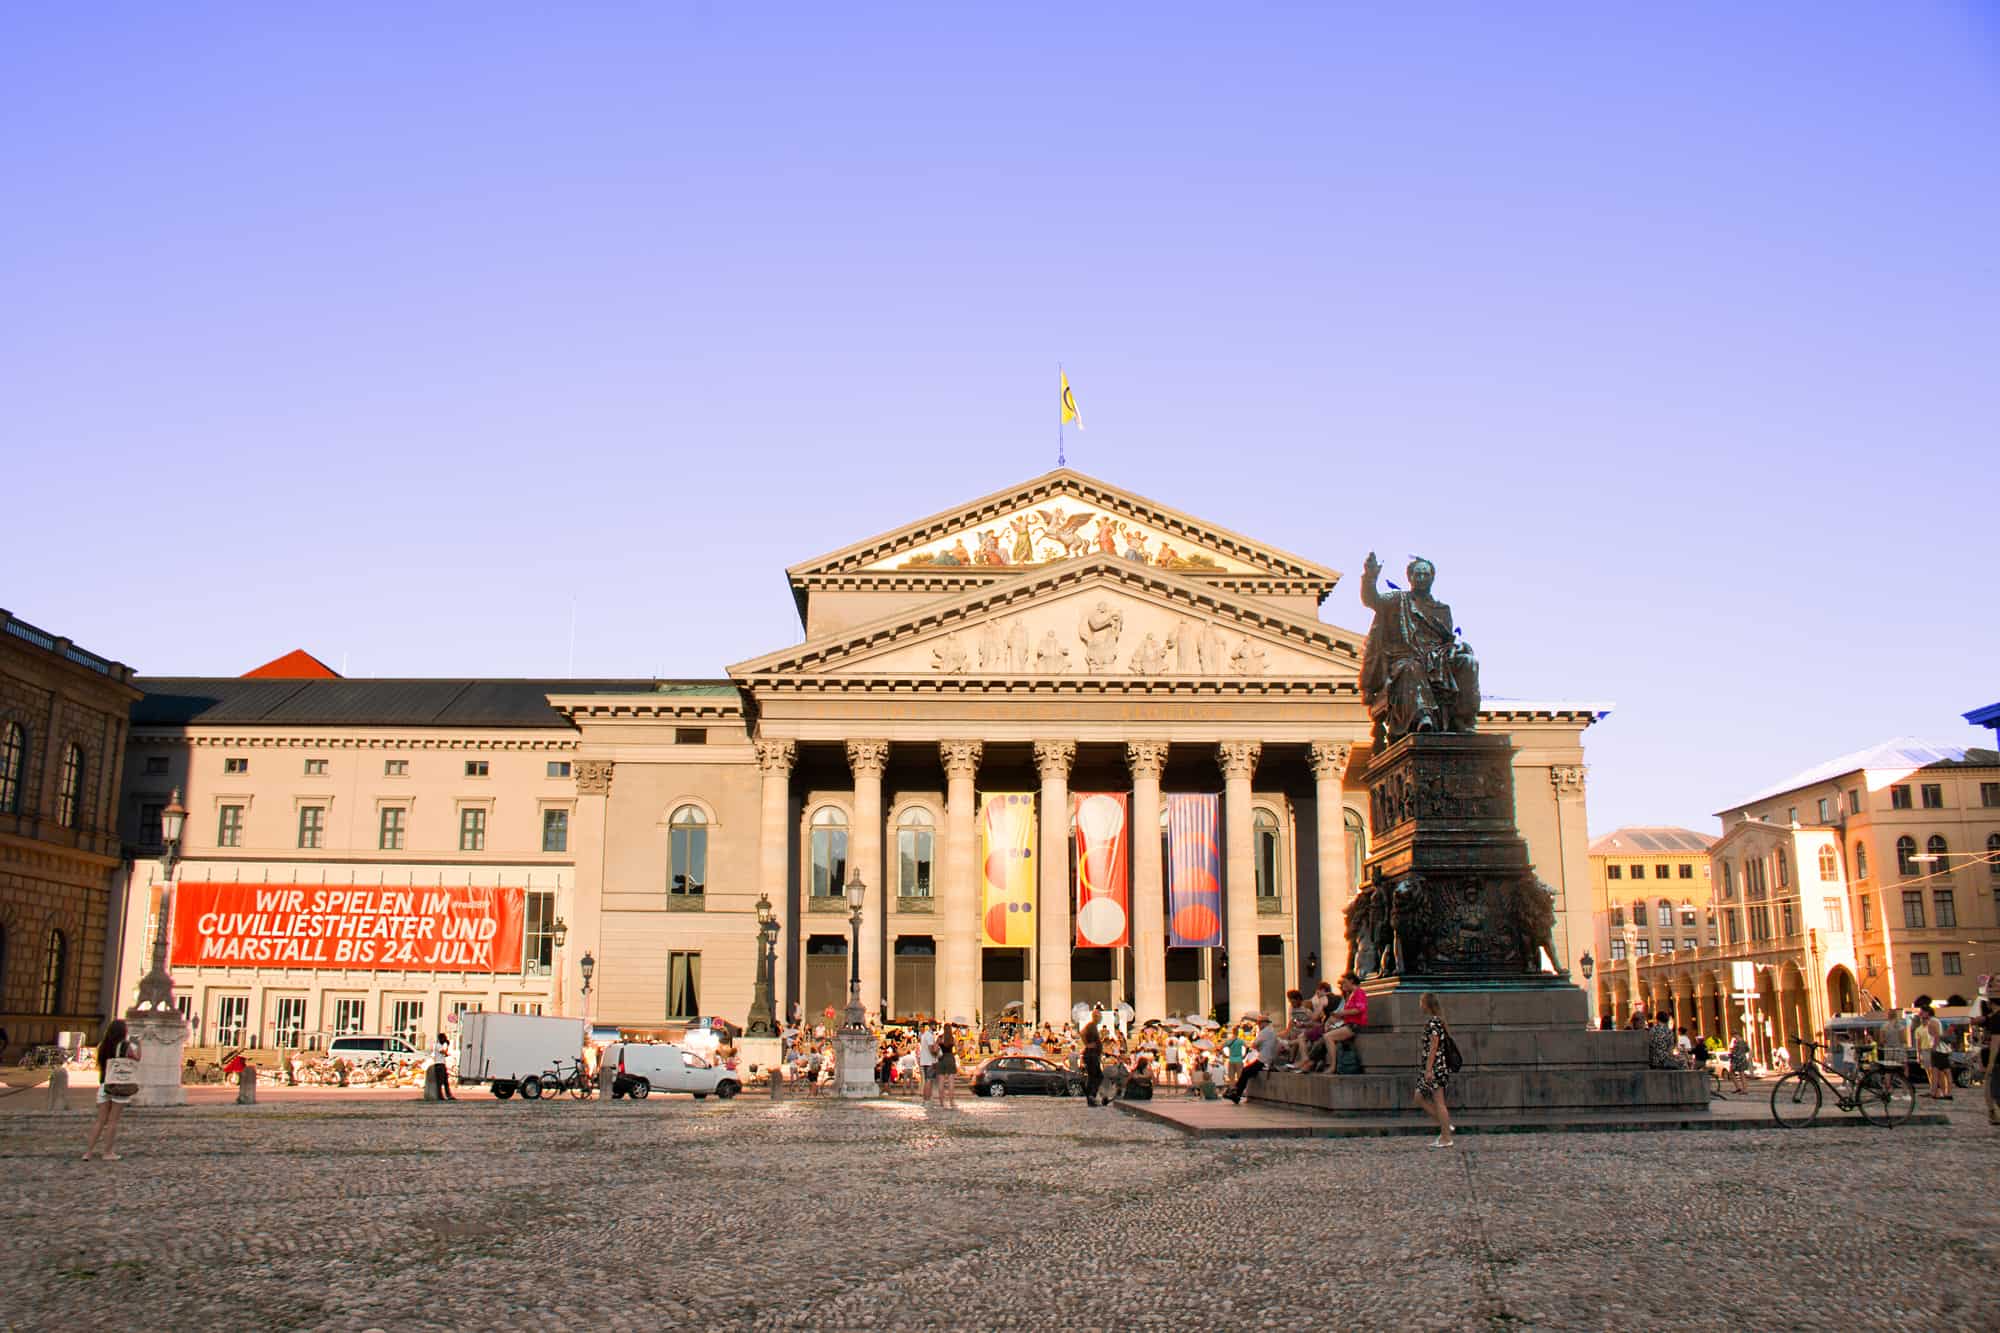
[607,1043,741,1100]
[327,1035,424,1066]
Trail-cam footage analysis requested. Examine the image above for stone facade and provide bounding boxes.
[108,470,1606,1042]
[0,609,139,1058]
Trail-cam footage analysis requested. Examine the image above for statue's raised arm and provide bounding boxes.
[1360,551,1386,611]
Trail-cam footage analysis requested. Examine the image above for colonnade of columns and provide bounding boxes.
[752,735,1357,1024]
[1608,965,1817,1067]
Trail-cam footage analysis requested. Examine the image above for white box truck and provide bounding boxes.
[455,1012,589,1100]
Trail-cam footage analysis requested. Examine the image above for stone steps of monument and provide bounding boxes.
[1251,1067,1709,1115]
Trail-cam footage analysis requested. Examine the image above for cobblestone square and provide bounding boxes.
[4,1091,1996,1330]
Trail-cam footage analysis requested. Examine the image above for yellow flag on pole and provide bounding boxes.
[1060,370,1082,429]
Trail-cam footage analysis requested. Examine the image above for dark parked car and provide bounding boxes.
[973,1055,1083,1098]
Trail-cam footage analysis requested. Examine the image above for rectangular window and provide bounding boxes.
[1919,783,1943,809]
[1859,894,1871,927]
[1823,897,1845,933]
[1634,938,1650,956]
[298,805,325,849]
[1657,902,1673,928]
[1609,938,1627,960]
[1605,865,1622,880]
[1981,782,2000,808]
[459,808,486,852]
[212,994,249,1046]
[510,1001,544,1015]
[1847,787,1862,816]
[274,997,307,1048]
[1942,951,1962,975]
[542,809,569,853]
[139,803,163,846]
[1660,938,1674,954]
[1684,937,1699,953]
[1609,904,1625,927]
[1678,864,1693,880]
[1724,909,1740,944]
[1816,797,1829,823]
[1681,905,1698,926]
[224,756,248,774]
[144,756,169,776]
[304,758,327,776]
[1901,890,1924,929]
[1890,785,1911,810]
[667,950,701,1018]
[524,890,556,976]
[1780,902,1797,936]
[384,759,408,777]
[379,807,407,851]
[217,804,244,847]
[465,760,489,778]
[547,761,571,778]
[332,998,366,1035]
[390,999,424,1046]
[1909,952,1931,976]
[1933,889,1955,928]
[1787,807,1798,825]
[674,728,707,745]
[1654,865,1670,880]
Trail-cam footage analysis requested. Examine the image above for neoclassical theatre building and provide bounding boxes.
[114,471,1603,1047]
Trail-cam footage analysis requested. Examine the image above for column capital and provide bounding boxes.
[576,759,614,795]
[753,739,796,775]
[940,739,984,780]
[845,739,890,777]
[1307,740,1353,782]
[1124,740,1169,780]
[1550,765,1587,796]
[1032,740,1077,780]
[1216,740,1261,781]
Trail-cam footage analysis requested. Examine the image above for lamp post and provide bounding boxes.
[835,872,876,1097]
[747,894,778,1037]
[550,915,569,1015]
[1580,950,1596,1028]
[127,788,190,1106]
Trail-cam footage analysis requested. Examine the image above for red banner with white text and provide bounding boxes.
[170,882,526,973]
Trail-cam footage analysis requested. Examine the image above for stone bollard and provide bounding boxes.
[47,1064,69,1113]
[422,1066,439,1101]
[236,1062,257,1105]
[599,1062,615,1107]
[769,1064,783,1101]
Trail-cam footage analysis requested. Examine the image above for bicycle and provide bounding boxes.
[534,1057,595,1100]
[1769,1039,1915,1128]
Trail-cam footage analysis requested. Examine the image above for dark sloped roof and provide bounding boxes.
[132,677,711,729]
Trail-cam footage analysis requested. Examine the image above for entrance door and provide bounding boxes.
[1258,936,1287,1017]
[1072,948,1114,1010]
[893,937,936,1021]
[1165,949,1202,1018]
[982,947,1026,1025]
[805,936,848,1024]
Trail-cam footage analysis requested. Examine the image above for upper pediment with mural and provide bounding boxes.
[733,555,1364,685]
[787,469,1339,589]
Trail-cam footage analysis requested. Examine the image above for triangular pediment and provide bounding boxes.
[786,469,1339,588]
[733,556,1363,683]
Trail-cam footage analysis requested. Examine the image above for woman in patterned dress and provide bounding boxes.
[1413,992,1454,1148]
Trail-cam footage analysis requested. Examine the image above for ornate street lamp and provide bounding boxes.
[841,872,867,1032]
[580,951,595,998]
[552,917,569,949]
[132,788,188,1014]
[125,788,191,1105]
[1580,951,1595,983]
[747,893,778,1037]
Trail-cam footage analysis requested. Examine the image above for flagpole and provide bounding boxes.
[1057,362,1066,467]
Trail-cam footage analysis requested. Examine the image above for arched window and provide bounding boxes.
[0,721,23,813]
[1775,847,1788,888]
[1609,903,1625,927]
[897,807,934,899]
[1895,835,1917,876]
[1987,833,2000,877]
[1253,809,1281,904]
[1926,835,1948,870]
[1343,808,1366,889]
[1817,846,1837,881]
[39,929,67,1015]
[668,805,707,899]
[1656,899,1673,928]
[1854,842,1868,880]
[55,743,84,828]
[810,807,848,899]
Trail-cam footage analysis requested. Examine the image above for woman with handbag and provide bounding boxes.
[83,1019,141,1161]
[1413,992,1457,1149]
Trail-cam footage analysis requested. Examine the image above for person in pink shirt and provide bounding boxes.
[1324,973,1367,1069]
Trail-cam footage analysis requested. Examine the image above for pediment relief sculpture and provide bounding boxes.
[866,500,1254,575]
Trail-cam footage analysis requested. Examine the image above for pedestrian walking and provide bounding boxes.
[428,1032,457,1101]
[1728,1033,1751,1093]
[806,1047,824,1096]
[1913,1000,1951,1100]
[1081,1012,1105,1107]
[82,1020,140,1161]
[1413,992,1456,1148]
[1978,998,2000,1126]
[934,1025,959,1109]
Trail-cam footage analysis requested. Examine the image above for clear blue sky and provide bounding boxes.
[5,5,1997,835]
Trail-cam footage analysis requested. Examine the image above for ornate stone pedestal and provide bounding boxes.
[125,1009,189,1108]
[1254,733,1707,1120]
[836,1029,878,1098]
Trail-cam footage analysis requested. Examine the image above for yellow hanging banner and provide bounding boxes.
[979,792,1037,947]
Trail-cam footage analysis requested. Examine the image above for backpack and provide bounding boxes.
[1442,1028,1464,1073]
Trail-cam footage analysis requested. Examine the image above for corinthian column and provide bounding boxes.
[1218,741,1262,1021]
[754,739,795,1017]
[940,740,984,1023]
[847,739,890,1019]
[1309,741,1353,985]
[1126,741,1169,1021]
[1033,739,1077,1025]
